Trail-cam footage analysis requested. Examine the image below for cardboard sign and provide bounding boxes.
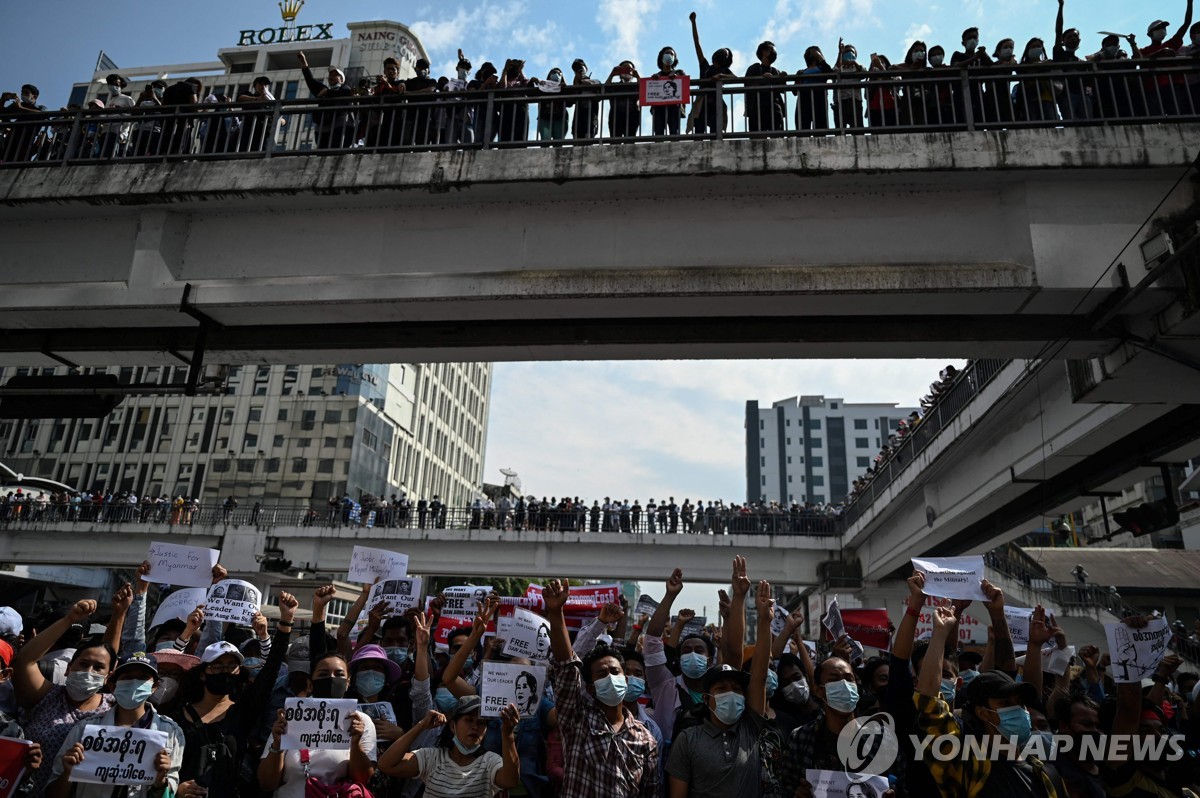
[840,609,892,651]
[149,588,208,630]
[501,607,552,662]
[634,594,659,621]
[1105,617,1171,684]
[144,542,219,588]
[281,698,359,750]
[432,613,494,650]
[910,556,988,601]
[358,702,397,723]
[639,75,691,106]
[69,726,169,786]
[368,577,423,616]
[806,769,890,798]
[480,662,546,718]
[0,738,31,798]
[204,580,262,626]
[1004,607,1034,646]
[442,586,493,618]
[524,584,620,612]
[347,546,409,584]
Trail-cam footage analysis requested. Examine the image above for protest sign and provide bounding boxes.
[634,594,659,621]
[639,76,691,106]
[0,738,30,798]
[481,662,546,718]
[822,598,865,662]
[149,588,208,630]
[1044,645,1075,677]
[805,769,889,798]
[671,615,707,638]
[771,605,791,638]
[69,726,168,787]
[1004,606,1034,647]
[1105,616,1171,683]
[910,556,988,601]
[535,79,563,93]
[367,577,423,616]
[144,542,219,588]
[432,613,495,649]
[281,698,359,750]
[441,586,492,618]
[524,583,620,612]
[501,607,552,662]
[840,609,893,651]
[205,580,261,625]
[358,702,397,723]
[347,546,408,584]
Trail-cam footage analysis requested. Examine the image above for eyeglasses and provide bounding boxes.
[205,664,240,674]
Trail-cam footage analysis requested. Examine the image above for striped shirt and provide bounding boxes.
[414,747,503,797]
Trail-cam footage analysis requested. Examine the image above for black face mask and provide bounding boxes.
[311,676,349,699]
[205,672,239,697]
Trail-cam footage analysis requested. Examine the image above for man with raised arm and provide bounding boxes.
[543,578,659,798]
[645,567,716,743]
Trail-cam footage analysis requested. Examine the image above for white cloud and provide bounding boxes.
[762,0,879,45]
[904,23,934,51]
[597,0,656,64]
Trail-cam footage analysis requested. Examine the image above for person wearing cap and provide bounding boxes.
[98,72,134,159]
[48,651,185,798]
[914,597,1062,798]
[1142,0,1195,116]
[168,592,296,797]
[404,57,438,146]
[0,637,45,790]
[1,84,46,161]
[294,50,357,150]
[667,579,775,798]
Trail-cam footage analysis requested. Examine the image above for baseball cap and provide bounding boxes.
[453,695,481,718]
[701,664,750,693]
[0,608,22,637]
[201,641,245,665]
[286,639,312,675]
[113,652,159,678]
[1148,20,1170,34]
[963,669,1039,709]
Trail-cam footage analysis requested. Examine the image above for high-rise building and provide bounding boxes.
[0,361,490,508]
[745,395,919,506]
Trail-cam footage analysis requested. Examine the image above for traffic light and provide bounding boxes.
[1112,500,1180,536]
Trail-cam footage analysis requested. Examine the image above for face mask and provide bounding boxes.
[766,670,778,699]
[20,94,33,105]
[712,692,746,724]
[463,657,476,672]
[1028,48,1045,60]
[930,54,945,66]
[1066,42,1080,53]
[960,669,980,686]
[154,641,176,653]
[115,678,155,710]
[680,653,708,680]
[453,735,481,755]
[823,679,859,714]
[995,705,1032,745]
[782,679,810,705]
[661,53,676,69]
[843,53,858,63]
[624,676,646,702]
[355,671,386,697]
[964,38,978,51]
[435,687,459,713]
[1151,29,1167,43]
[66,671,106,702]
[108,84,121,95]
[1031,730,1056,754]
[311,676,349,700]
[999,47,1014,58]
[1103,45,1121,57]
[329,78,343,88]
[152,87,164,98]
[150,676,178,706]
[593,674,628,707]
[204,672,239,697]
[940,678,957,705]
[913,51,927,62]
[242,657,265,675]
[385,647,408,665]
[550,71,563,82]
[418,69,430,78]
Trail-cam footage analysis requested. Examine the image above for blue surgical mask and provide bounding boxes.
[1028,48,1045,60]
[964,38,978,51]
[712,692,745,724]
[843,53,858,63]
[355,671,387,697]
[940,678,957,705]
[154,641,177,653]
[593,674,628,707]
[242,657,265,674]
[995,705,1032,745]
[453,736,481,755]
[766,670,779,699]
[960,669,980,686]
[435,687,458,713]
[114,678,155,710]
[625,676,646,702]
[385,647,408,665]
[999,47,1015,59]
[1031,730,1057,755]
[823,679,859,714]
[680,653,708,680]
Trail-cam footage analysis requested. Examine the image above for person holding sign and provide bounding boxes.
[48,652,184,798]
[0,638,44,794]
[378,696,522,796]
[651,46,687,136]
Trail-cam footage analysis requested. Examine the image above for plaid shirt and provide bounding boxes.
[549,654,660,798]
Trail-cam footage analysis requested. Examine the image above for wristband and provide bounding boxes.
[905,606,920,619]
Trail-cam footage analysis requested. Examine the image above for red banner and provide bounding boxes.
[0,737,30,798]
[839,609,894,651]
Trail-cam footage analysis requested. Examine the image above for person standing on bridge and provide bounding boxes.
[1071,563,1089,602]
[651,47,686,136]
[297,51,356,150]
[687,12,736,135]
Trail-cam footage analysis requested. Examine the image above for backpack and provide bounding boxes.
[670,684,708,742]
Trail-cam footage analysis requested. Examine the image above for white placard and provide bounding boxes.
[1004,606,1034,646]
[501,608,552,662]
[149,588,208,630]
[806,769,889,798]
[69,725,169,786]
[367,577,423,615]
[281,698,359,750]
[144,542,219,588]
[1105,616,1171,684]
[910,556,988,601]
[347,546,408,584]
[358,702,397,723]
[204,580,262,626]
[480,662,546,718]
[441,585,490,618]
[1044,644,1076,677]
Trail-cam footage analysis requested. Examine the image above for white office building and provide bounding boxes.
[745,395,919,506]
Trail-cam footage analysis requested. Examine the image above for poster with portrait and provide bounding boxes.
[500,607,552,662]
[204,580,261,625]
[367,577,423,616]
[805,769,889,798]
[480,662,546,718]
[639,75,691,106]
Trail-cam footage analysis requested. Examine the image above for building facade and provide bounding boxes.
[745,395,919,506]
[0,361,490,508]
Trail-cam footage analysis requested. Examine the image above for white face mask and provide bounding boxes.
[65,671,106,702]
[998,47,1015,58]
[1151,29,1167,43]
[930,54,945,66]
[457,68,468,80]
[151,676,179,706]
[964,38,978,51]
[108,84,121,95]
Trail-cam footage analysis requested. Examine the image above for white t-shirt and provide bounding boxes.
[414,747,504,797]
[262,711,378,798]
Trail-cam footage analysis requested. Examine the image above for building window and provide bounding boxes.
[857,457,870,468]
[363,429,378,450]
[812,476,825,486]
[266,458,281,473]
[273,435,285,447]
[324,436,337,449]
[296,438,311,449]
[811,456,824,467]
[221,409,234,424]
[291,457,307,473]
[854,419,867,430]
[807,420,821,430]
[211,459,229,473]
[760,456,765,467]
[237,459,255,473]
[831,402,838,409]
[786,437,791,446]
[787,456,792,464]
[248,407,262,422]
[277,409,289,422]
[243,434,258,450]
[788,475,793,483]
[759,420,764,430]
[814,495,826,503]
[761,476,766,485]
[760,439,765,449]
[856,437,869,448]
[324,409,342,424]
[301,410,316,430]
[318,459,334,473]
[810,438,823,448]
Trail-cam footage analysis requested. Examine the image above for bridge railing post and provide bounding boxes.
[482,91,495,150]
[263,102,283,159]
[959,68,975,132]
[715,82,725,141]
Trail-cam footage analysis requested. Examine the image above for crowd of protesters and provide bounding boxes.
[4,0,1200,161]
[0,552,1197,796]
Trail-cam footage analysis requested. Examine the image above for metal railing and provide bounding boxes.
[840,358,1011,527]
[2,61,1199,167]
[0,500,843,536]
